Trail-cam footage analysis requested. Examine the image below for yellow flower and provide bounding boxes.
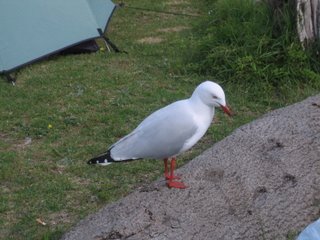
[48,124,53,129]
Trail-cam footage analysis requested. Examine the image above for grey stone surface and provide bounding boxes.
[61,95,320,240]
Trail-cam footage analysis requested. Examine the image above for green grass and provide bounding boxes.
[0,0,319,239]
[186,0,320,102]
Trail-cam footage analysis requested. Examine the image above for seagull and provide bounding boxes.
[87,81,232,189]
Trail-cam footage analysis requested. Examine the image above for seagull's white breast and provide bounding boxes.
[178,105,214,154]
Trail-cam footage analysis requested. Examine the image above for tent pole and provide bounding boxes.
[97,28,127,54]
[104,37,121,53]
[104,39,111,52]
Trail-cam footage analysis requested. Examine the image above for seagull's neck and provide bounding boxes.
[188,94,215,118]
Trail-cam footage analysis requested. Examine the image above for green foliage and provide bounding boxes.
[187,0,320,91]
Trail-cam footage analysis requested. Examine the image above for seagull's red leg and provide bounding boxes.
[166,157,187,189]
[164,158,180,180]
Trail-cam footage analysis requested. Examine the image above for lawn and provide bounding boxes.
[0,0,319,239]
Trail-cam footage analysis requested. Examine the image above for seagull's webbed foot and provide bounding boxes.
[167,180,187,189]
[165,173,181,180]
[163,157,187,189]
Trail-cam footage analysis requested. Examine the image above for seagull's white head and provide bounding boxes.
[192,81,232,116]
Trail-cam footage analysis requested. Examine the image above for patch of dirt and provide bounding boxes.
[0,132,33,151]
[61,95,320,240]
[157,26,190,33]
[69,176,91,187]
[0,132,10,139]
[47,211,72,226]
[166,0,187,5]
[137,37,164,44]
[0,132,12,146]
[166,0,200,16]
[13,137,32,150]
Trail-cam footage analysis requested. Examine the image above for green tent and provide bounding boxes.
[0,0,116,78]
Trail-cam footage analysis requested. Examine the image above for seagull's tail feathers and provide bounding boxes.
[87,150,114,166]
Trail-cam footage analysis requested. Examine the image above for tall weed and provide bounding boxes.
[187,0,320,92]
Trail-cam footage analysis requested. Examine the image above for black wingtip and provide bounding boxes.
[87,158,98,164]
[87,150,114,165]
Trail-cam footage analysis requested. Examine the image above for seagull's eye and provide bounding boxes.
[212,95,218,99]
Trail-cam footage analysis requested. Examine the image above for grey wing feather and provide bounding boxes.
[110,100,198,160]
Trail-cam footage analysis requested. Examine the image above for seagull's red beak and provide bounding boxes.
[220,104,232,116]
